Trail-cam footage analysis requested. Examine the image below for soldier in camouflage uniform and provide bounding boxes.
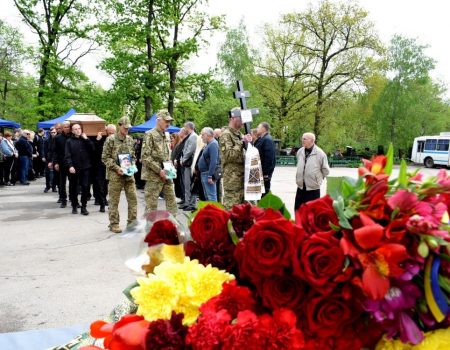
[101,116,137,233]
[141,109,178,216]
[219,110,253,210]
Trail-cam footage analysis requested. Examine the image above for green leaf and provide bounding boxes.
[332,197,352,230]
[385,143,394,176]
[329,221,341,232]
[344,207,359,219]
[123,281,139,302]
[398,159,408,187]
[258,192,290,219]
[341,179,356,198]
[257,192,285,210]
[196,200,225,210]
[228,220,240,245]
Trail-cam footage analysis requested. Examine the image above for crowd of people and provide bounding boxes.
[1,108,330,234]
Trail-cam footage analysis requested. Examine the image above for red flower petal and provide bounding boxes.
[90,320,110,338]
[376,244,408,277]
[362,264,389,299]
[354,224,384,249]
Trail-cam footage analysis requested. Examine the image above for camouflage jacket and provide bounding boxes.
[101,132,136,180]
[219,126,244,169]
[141,128,171,181]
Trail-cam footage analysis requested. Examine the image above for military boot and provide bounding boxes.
[109,225,122,234]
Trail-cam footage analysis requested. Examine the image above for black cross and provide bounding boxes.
[229,80,259,134]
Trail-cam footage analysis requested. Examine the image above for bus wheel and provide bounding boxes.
[424,157,434,168]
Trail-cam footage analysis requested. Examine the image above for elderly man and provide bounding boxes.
[294,132,330,212]
[198,127,219,201]
[102,117,137,233]
[179,122,198,211]
[141,109,178,215]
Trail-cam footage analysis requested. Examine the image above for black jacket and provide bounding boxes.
[15,136,33,157]
[64,136,94,170]
[52,133,70,165]
[254,133,276,178]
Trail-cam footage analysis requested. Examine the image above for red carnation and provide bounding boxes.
[200,281,257,319]
[186,309,231,349]
[221,310,261,350]
[144,219,180,247]
[296,195,339,235]
[144,312,187,350]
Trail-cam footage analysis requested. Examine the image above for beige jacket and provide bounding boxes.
[295,145,330,190]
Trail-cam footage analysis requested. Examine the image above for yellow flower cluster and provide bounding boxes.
[130,257,234,325]
[376,328,450,350]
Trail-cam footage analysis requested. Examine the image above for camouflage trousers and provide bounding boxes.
[108,176,137,226]
[222,171,244,210]
[144,178,178,216]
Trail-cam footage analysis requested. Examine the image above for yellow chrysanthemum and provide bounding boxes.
[376,328,450,350]
[131,257,234,325]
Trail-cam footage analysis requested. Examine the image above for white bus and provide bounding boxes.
[411,132,450,168]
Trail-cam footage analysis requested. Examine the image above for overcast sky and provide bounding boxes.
[2,0,449,97]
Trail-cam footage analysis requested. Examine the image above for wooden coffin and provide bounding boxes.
[67,113,106,136]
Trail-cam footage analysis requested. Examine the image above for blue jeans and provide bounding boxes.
[201,172,217,202]
[18,156,29,184]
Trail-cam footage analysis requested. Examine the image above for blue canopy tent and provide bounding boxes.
[37,108,76,129]
[0,118,21,129]
[130,113,181,133]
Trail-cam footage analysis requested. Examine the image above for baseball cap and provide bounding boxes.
[156,109,174,122]
[118,116,132,128]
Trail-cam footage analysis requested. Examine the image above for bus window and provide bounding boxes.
[437,139,449,151]
[417,141,424,152]
[425,139,437,151]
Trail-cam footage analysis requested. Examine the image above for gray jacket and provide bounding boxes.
[296,145,330,190]
[181,132,198,166]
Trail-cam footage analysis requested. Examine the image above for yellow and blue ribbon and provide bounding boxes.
[424,255,450,322]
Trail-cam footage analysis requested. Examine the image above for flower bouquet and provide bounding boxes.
[78,147,450,350]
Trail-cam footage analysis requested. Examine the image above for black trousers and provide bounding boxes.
[294,187,320,212]
[58,166,68,202]
[3,156,15,183]
[92,165,107,206]
[69,168,90,208]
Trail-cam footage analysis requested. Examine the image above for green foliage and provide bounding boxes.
[257,192,291,220]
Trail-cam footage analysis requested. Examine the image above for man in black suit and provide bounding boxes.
[254,122,276,197]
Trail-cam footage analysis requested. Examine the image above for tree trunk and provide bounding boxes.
[168,64,177,116]
[313,87,324,142]
[144,0,154,120]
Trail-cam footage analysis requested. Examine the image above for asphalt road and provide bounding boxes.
[0,165,445,333]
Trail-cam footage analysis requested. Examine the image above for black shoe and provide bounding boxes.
[44,187,50,193]
[99,205,105,213]
[52,188,57,192]
[183,206,195,211]
[72,207,78,214]
[5,182,13,186]
[20,182,30,185]
[178,204,187,209]
[57,198,62,203]
[177,200,185,205]
[60,202,67,208]
[80,207,89,215]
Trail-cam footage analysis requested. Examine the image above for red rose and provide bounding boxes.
[258,275,307,311]
[305,288,361,338]
[295,232,351,293]
[144,219,180,247]
[230,203,265,237]
[296,195,339,235]
[190,204,231,245]
[235,216,304,283]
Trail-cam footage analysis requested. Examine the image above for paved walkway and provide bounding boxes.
[0,165,444,333]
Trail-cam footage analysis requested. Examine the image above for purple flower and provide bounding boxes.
[363,282,424,344]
